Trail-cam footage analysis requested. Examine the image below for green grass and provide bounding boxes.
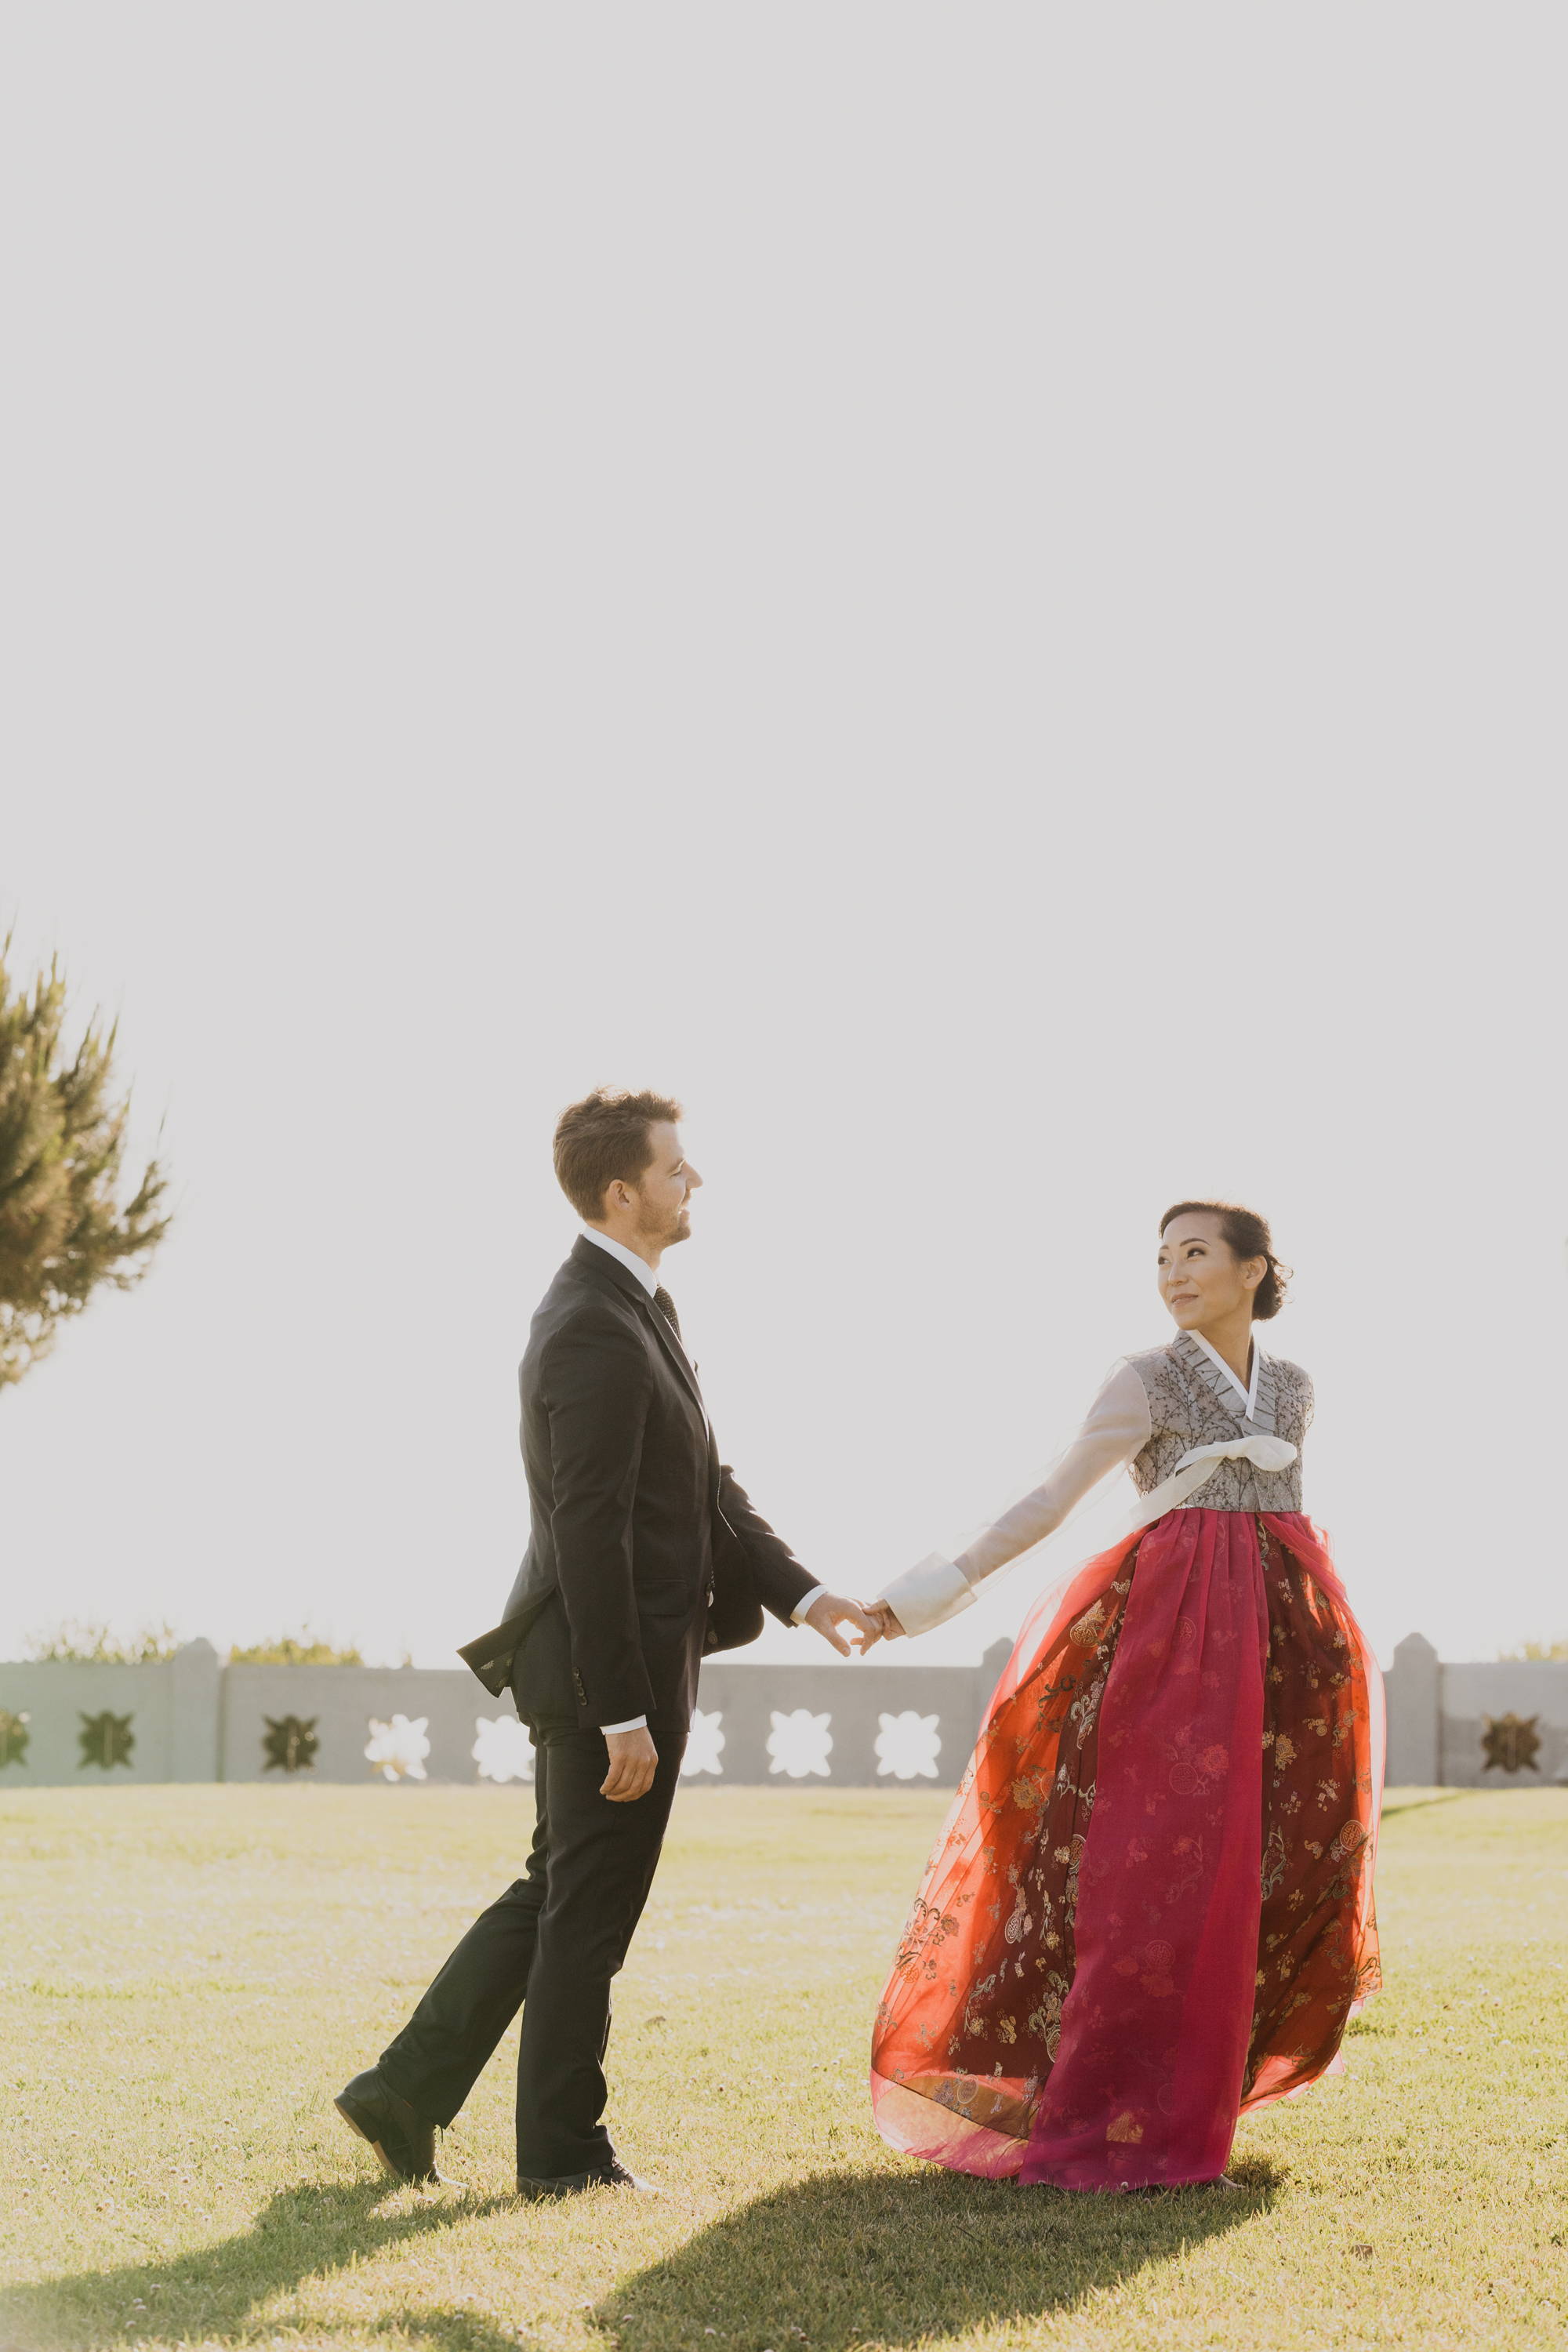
[2,1784,1565,2352]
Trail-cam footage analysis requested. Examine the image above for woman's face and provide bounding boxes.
[1156,1211,1265,1330]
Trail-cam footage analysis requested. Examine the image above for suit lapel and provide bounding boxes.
[632,1283,720,1501]
[568,1236,710,1424]
[639,1290,710,1424]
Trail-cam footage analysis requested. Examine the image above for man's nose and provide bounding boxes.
[687,1165,703,1190]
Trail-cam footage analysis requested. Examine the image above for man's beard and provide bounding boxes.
[637,1202,691,1249]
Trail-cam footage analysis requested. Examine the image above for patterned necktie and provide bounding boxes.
[655,1283,707,1431]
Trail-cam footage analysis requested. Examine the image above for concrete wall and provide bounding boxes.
[0,1642,1014,1789]
[1383,1633,1442,1785]
[1379,1635,1568,1788]
[0,1640,220,1787]
[1437,1660,1568,1788]
[219,1664,495,1784]
[3,1635,1566,1789]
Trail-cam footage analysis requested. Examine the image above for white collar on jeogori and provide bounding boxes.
[1188,1328,1262,1421]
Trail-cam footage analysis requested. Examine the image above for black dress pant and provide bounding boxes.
[378,1713,683,2180]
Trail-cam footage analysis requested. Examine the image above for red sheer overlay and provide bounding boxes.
[869,1510,1382,2190]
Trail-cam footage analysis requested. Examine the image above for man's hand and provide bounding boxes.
[601,1726,659,1802]
[861,1600,907,1643]
[804,1592,883,1657]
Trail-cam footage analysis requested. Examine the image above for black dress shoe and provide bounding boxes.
[516,2158,659,2201]
[335,2066,439,2183]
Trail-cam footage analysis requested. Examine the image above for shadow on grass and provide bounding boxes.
[1,2161,1283,2352]
[1379,1790,1473,1822]
[587,2157,1284,2352]
[0,2177,512,2352]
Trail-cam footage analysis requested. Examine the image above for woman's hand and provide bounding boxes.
[861,1600,907,1642]
[804,1592,884,1656]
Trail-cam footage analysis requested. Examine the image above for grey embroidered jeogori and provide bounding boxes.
[1127,1332,1311,1513]
[878,1334,1316,1637]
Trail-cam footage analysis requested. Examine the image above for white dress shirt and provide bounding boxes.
[581,1223,660,1296]
[579,1227,824,1733]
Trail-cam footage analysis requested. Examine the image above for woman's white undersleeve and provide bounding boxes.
[956,1360,1152,1586]
[877,1552,977,1639]
[877,1360,1152,1636]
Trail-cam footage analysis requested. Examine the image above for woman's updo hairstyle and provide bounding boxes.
[1160,1200,1292,1321]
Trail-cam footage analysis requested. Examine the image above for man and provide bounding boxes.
[336,1089,877,2198]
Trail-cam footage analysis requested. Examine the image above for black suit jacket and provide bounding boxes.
[459,1237,815,1733]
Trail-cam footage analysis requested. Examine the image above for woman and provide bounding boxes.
[865,1202,1382,2193]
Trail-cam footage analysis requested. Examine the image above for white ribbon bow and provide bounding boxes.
[1128,1433,1298,1532]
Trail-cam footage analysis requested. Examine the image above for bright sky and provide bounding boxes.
[2,9,1563,1675]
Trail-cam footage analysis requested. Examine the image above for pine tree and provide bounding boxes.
[0,941,170,1389]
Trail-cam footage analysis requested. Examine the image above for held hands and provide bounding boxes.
[803,1592,885,1657]
[604,1592,908,1798]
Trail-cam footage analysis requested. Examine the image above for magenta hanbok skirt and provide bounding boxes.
[870,1509,1384,2190]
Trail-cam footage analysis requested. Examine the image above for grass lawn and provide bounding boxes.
[2,1783,1565,2352]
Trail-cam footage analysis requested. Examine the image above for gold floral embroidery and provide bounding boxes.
[874,1503,1380,2158]
[1244,1537,1381,2104]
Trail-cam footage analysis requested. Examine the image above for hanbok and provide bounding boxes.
[869,1331,1382,2192]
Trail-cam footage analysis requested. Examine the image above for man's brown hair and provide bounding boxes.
[553,1088,684,1222]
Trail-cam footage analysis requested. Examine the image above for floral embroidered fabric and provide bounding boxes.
[869,1507,1382,2190]
[879,1335,1318,1641]
[1127,1334,1313,1513]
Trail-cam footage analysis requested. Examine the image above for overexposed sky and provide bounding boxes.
[2,6,1563,1674]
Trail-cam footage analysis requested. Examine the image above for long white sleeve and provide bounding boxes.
[877,1360,1152,1637]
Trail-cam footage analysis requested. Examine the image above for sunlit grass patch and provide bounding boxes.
[2,1782,1565,2351]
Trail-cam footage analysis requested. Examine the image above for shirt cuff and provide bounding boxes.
[791,1584,828,1623]
[877,1554,978,1639]
[600,1715,648,1734]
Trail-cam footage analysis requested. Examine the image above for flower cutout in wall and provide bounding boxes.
[0,1708,31,1768]
[262,1715,319,1773]
[767,1708,833,1780]
[681,1708,724,1777]
[473,1715,535,1784]
[1480,1711,1541,1774]
[875,1710,942,1780]
[78,1711,135,1770]
[365,1714,430,1783]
